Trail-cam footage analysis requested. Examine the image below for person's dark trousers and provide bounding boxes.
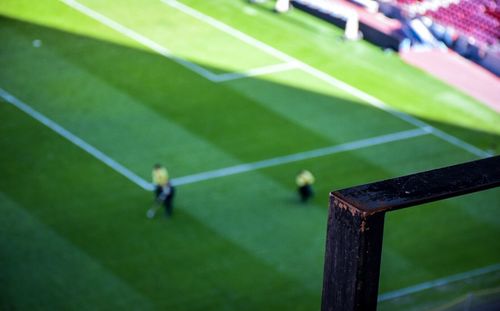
[163,186,175,217]
[154,185,163,199]
[299,185,313,202]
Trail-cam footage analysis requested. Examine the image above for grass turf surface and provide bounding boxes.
[1,0,499,310]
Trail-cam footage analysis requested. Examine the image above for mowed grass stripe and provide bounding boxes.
[0,100,321,311]
[0,17,415,179]
[226,69,416,143]
[0,192,155,311]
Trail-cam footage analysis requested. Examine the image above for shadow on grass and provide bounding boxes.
[3,15,498,183]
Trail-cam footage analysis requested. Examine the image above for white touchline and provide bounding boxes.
[0,88,154,191]
[160,0,492,159]
[60,0,220,82]
[213,62,299,82]
[171,127,432,186]
[378,263,500,301]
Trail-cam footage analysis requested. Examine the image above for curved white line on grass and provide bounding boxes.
[0,88,154,191]
[378,263,500,302]
[60,0,219,82]
[172,127,431,186]
[160,0,492,159]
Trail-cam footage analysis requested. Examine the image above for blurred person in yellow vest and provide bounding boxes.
[148,164,175,218]
[296,169,315,202]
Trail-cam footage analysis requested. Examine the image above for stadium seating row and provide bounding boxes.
[378,0,499,75]
[384,0,499,47]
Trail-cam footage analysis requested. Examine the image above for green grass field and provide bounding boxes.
[1,0,499,310]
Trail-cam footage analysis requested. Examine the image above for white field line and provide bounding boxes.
[430,287,500,311]
[161,0,297,64]
[61,0,292,82]
[0,87,431,189]
[378,263,500,302]
[213,62,298,82]
[172,127,431,186]
[60,0,219,82]
[161,0,492,159]
[0,88,154,191]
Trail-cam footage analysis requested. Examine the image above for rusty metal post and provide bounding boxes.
[321,197,385,311]
[321,156,500,311]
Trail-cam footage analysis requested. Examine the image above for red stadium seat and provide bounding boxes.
[391,0,499,47]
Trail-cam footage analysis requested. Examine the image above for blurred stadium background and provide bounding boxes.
[1,0,499,310]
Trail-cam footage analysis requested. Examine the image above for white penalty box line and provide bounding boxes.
[172,127,432,186]
[60,0,295,83]
[0,88,430,188]
[160,0,492,159]
[63,0,491,158]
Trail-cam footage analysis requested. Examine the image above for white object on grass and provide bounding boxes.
[344,13,361,41]
[146,208,156,219]
[275,0,290,13]
[33,39,42,48]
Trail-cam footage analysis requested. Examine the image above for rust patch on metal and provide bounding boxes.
[332,197,358,216]
[360,220,367,233]
[332,195,374,218]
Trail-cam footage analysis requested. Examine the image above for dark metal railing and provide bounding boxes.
[321,155,500,311]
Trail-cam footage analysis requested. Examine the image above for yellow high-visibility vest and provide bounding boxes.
[152,167,169,186]
[296,170,315,187]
